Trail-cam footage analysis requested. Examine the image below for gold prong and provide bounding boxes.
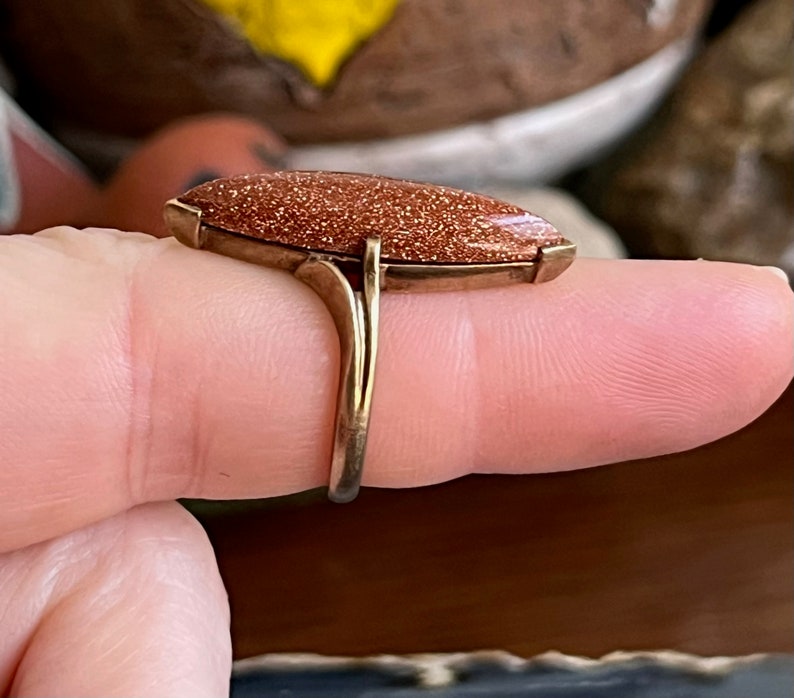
[533,239,577,284]
[163,199,205,248]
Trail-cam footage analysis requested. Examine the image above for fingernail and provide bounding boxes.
[763,266,789,283]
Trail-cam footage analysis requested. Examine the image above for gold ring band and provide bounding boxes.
[164,171,575,502]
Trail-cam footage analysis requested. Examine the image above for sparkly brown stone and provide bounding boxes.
[179,171,563,264]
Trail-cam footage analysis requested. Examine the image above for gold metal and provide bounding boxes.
[163,199,205,248]
[164,197,575,502]
[295,238,380,502]
[533,241,577,284]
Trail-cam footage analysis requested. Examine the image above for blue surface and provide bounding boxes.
[231,654,794,698]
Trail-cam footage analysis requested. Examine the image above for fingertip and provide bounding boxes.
[722,262,793,418]
[460,258,792,474]
[760,265,789,284]
[8,503,231,698]
[609,259,793,453]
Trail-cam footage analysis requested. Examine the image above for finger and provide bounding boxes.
[0,502,230,697]
[1,228,791,550]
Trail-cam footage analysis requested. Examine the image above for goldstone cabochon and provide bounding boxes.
[178,171,564,264]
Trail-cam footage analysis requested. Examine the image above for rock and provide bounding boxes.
[580,0,793,274]
[0,0,711,145]
[483,187,626,260]
[287,41,699,186]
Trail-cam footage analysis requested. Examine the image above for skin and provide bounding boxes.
[0,227,791,696]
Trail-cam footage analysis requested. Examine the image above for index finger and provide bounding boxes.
[1,227,791,551]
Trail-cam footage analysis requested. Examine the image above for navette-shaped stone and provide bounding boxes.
[179,171,564,264]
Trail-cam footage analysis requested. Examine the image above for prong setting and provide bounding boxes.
[163,199,205,249]
[533,241,577,284]
[164,172,576,502]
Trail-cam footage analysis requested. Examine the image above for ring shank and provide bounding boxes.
[296,237,382,503]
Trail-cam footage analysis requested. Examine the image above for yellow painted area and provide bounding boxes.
[200,0,400,87]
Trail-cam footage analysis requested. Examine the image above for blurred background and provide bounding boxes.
[1,0,791,275]
[0,0,790,677]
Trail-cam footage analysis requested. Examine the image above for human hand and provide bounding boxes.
[1,227,791,695]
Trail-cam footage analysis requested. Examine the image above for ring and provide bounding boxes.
[164,171,576,502]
